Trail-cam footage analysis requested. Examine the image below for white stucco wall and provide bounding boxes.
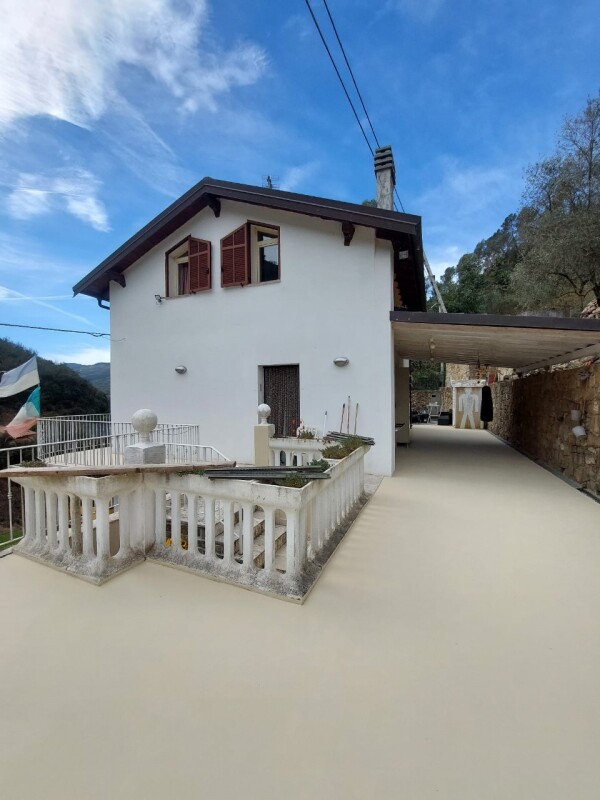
[109,200,396,474]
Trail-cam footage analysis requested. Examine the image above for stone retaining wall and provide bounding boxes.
[411,389,452,413]
[489,364,600,495]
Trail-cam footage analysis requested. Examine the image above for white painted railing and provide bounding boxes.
[0,442,39,548]
[0,420,223,547]
[269,436,324,467]
[164,443,229,465]
[7,446,368,596]
[11,472,146,582]
[37,417,203,464]
[141,444,366,592]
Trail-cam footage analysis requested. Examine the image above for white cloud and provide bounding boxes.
[0,232,83,280]
[425,244,463,279]
[7,169,109,230]
[0,283,98,328]
[46,346,110,365]
[0,0,267,130]
[417,156,523,275]
[279,162,320,192]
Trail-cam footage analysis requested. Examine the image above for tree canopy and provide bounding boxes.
[436,94,600,314]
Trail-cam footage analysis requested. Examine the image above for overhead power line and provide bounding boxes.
[306,1,406,209]
[0,322,110,338]
[304,0,446,311]
[321,0,381,150]
[304,0,374,156]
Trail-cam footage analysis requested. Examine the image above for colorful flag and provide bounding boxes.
[0,356,40,398]
[4,387,41,439]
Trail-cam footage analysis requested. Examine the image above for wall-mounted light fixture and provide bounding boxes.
[174,365,187,374]
[155,294,164,304]
[333,356,349,367]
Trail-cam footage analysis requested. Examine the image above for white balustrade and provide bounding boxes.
[11,473,144,582]
[269,436,324,467]
[8,445,368,593]
[145,444,367,589]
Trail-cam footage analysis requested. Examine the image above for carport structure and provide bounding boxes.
[391,311,600,372]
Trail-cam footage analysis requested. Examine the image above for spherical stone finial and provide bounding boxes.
[258,404,271,425]
[131,408,158,442]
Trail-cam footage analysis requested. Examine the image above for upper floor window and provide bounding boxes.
[251,224,279,283]
[165,236,211,297]
[221,223,280,287]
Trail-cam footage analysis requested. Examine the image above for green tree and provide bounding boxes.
[513,94,600,308]
[411,360,442,390]
[474,213,521,313]
[437,253,486,313]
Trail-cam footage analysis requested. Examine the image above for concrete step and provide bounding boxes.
[251,525,287,568]
[167,505,285,565]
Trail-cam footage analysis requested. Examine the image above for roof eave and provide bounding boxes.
[74,178,422,299]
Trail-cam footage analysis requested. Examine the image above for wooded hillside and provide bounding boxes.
[0,338,109,432]
[435,94,600,316]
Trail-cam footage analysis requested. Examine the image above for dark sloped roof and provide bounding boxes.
[73,177,423,300]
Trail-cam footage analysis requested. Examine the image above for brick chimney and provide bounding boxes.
[374,145,395,210]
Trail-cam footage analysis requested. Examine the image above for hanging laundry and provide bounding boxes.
[480,384,494,423]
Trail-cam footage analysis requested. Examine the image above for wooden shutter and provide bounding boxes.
[188,237,211,293]
[221,224,249,287]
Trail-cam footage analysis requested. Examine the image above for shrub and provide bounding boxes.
[323,437,364,459]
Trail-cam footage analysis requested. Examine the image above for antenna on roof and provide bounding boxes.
[262,175,280,190]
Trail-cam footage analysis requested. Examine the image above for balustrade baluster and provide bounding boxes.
[81,497,94,557]
[34,489,46,547]
[286,509,299,576]
[242,502,254,569]
[222,501,235,565]
[311,494,321,555]
[155,490,166,549]
[95,498,111,560]
[187,494,197,555]
[46,491,58,550]
[171,492,182,553]
[23,486,36,545]
[118,493,131,556]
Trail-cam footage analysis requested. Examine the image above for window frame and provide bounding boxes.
[247,221,281,285]
[164,235,211,297]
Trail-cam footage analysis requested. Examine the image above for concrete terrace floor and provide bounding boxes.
[2,426,600,799]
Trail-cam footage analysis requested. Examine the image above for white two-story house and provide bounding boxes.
[74,147,426,475]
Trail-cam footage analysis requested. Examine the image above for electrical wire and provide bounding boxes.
[306,1,409,212]
[0,322,110,338]
[304,0,374,156]
[304,0,443,306]
[322,0,381,149]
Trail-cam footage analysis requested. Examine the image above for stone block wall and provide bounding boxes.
[489,363,600,495]
[411,388,452,414]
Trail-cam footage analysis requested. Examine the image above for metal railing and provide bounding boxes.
[0,442,38,548]
[0,417,225,548]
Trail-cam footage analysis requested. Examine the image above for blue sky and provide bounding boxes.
[0,0,598,364]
